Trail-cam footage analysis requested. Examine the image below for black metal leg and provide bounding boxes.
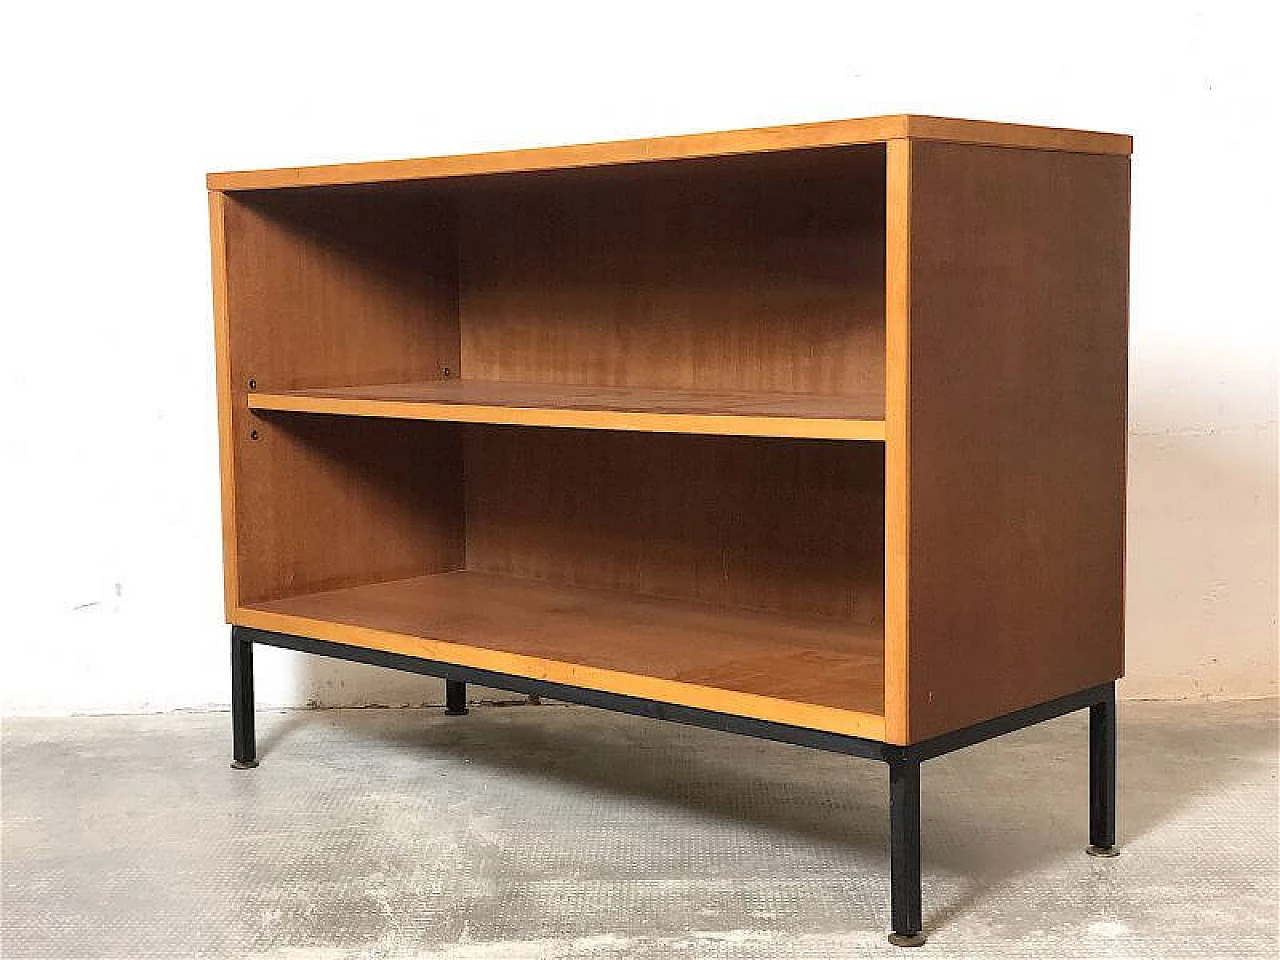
[444,679,468,715]
[230,629,258,769]
[888,756,925,946]
[1087,685,1118,857]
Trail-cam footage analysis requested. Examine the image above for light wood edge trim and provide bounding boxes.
[902,116,1131,156]
[209,191,239,618]
[206,116,1130,191]
[207,116,908,190]
[883,139,912,745]
[247,393,888,441]
[234,606,888,741]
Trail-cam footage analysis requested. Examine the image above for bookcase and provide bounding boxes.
[208,115,1131,944]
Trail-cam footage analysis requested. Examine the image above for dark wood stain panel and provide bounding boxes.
[905,141,1129,740]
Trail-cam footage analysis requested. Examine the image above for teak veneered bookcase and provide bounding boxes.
[208,115,1131,945]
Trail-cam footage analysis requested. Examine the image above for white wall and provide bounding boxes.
[1,1,1274,715]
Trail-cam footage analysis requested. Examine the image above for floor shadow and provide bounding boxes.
[261,698,1277,934]
[254,709,316,758]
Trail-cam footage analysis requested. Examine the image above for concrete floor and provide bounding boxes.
[2,700,1276,959]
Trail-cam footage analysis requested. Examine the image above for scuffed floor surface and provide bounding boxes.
[2,699,1276,959]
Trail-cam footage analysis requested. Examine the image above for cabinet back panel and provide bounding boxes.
[464,427,884,624]
[457,146,885,396]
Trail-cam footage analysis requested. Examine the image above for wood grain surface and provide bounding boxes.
[464,427,885,622]
[457,146,887,397]
[220,191,464,603]
[241,570,886,736]
[247,379,886,440]
[902,141,1129,740]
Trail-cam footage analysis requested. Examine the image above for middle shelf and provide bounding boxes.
[248,379,886,440]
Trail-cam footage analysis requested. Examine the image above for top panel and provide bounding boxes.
[207,115,1132,191]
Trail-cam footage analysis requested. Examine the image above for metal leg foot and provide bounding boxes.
[888,933,928,948]
[1087,686,1117,856]
[889,756,926,946]
[230,628,258,769]
[444,679,468,715]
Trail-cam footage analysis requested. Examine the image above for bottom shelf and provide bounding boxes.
[240,571,886,739]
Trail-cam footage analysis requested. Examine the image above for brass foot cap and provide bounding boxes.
[888,932,927,947]
[1086,844,1120,858]
[230,759,259,770]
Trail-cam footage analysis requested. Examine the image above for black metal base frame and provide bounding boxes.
[229,625,1118,946]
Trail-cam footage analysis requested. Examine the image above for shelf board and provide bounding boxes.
[207,115,1132,191]
[240,571,886,739]
[248,380,886,440]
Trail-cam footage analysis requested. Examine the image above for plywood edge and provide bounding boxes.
[233,605,888,741]
[205,115,1129,191]
[247,392,887,441]
[208,191,240,619]
[882,139,913,746]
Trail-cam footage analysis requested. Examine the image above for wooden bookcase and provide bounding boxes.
[208,115,1131,944]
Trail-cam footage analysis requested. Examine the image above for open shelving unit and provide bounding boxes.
[208,114,1131,943]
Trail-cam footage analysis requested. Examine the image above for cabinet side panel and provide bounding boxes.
[907,142,1129,741]
[235,416,465,604]
[221,190,464,604]
[222,190,460,390]
[209,192,240,616]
